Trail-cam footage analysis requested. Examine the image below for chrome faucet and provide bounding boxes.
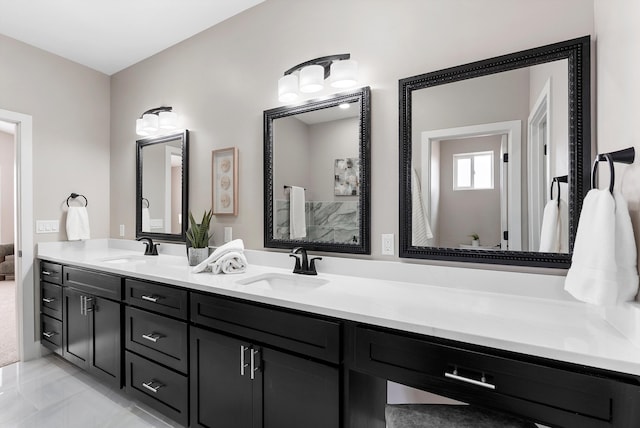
[137,237,159,256]
[289,247,322,275]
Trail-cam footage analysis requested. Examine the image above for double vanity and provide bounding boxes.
[37,239,640,428]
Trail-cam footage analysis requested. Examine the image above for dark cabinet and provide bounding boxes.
[61,266,122,388]
[124,278,190,426]
[190,293,341,428]
[39,261,64,355]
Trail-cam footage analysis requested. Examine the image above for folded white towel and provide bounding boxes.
[142,207,151,232]
[192,239,245,273]
[565,190,639,305]
[211,251,248,274]
[66,206,90,241]
[289,186,307,239]
[411,168,433,246]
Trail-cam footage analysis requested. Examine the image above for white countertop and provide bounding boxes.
[37,239,640,377]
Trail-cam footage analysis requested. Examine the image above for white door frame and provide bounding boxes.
[421,120,522,250]
[0,109,37,361]
[528,79,552,252]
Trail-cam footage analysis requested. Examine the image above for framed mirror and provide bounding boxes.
[264,87,371,254]
[399,37,590,268]
[136,130,189,242]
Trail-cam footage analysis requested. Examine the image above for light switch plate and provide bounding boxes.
[36,220,59,234]
[224,227,233,243]
[381,233,394,255]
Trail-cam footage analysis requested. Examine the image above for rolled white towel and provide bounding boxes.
[211,251,248,274]
[192,239,245,273]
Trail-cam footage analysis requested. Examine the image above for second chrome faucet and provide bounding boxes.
[289,247,321,275]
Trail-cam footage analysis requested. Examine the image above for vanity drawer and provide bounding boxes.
[63,266,122,300]
[41,314,62,355]
[125,306,188,373]
[125,279,188,320]
[40,261,62,285]
[354,326,624,427]
[125,351,188,427]
[191,292,341,364]
[41,281,62,320]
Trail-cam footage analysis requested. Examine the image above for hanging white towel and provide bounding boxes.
[142,207,151,232]
[192,239,246,273]
[539,200,560,252]
[289,186,307,239]
[66,206,91,241]
[411,168,433,245]
[564,190,639,305]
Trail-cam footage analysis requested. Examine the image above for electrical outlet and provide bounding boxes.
[224,227,233,243]
[119,224,125,237]
[381,233,394,255]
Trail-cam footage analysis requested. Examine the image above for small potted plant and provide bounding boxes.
[186,209,213,266]
[469,233,480,247]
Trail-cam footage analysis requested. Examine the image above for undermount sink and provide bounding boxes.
[236,272,328,292]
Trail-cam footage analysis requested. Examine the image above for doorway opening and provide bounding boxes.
[0,109,36,366]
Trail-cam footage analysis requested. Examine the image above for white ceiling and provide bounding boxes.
[0,0,265,75]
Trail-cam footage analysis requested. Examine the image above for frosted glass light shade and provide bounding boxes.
[330,59,358,88]
[159,110,178,130]
[278,74,299,103]
[136,118,149,136]
[141,113,159,133]
[299,64,324,93]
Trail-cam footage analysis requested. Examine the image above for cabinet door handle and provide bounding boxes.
[141,295,159,303]
[42,331,56,338]
[142,380,164,393]
[240,345,249,376]
[42,297,55,303]
[142,333,162,343]
[42,270,51,276]
[84,297,94,313]
[250,348,260,380]
[80,295,85,315]
[444,370,496,390]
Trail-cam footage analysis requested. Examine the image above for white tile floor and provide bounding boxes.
[0,355,183,427]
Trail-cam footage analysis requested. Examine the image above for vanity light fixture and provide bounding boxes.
[135,106,178,136]
[278,54,358,102]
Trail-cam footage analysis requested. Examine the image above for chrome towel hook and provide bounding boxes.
[591,147,635,193]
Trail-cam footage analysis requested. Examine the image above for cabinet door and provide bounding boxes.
[63,287,89,368]
[261,348,340,428]
[89,296,121,387]
[190,327,254,428]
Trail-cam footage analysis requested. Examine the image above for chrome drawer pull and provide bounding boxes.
[42,331,56,338]
[42,297,55,303]
[42,270,51,276]
[142,333,162,343]
[445,370,496,390]
[142,381,164,393]
[141,295,159,303]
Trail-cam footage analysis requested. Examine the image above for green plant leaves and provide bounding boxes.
[186,209,213,248]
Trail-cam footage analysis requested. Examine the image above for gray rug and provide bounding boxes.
[0,280,18,367]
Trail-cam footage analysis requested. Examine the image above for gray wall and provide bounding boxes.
[108,0,594,261]
[0,131,15,243]
[0,34,111,243]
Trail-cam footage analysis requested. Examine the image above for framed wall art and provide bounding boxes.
[334,157,360,196]
[212,147,238,215]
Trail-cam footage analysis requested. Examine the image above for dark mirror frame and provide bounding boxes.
[136,130,189,243]
[399,37,590,268]
[264,86,371,254]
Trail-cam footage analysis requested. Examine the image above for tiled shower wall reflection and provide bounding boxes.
[275,200,359,243]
